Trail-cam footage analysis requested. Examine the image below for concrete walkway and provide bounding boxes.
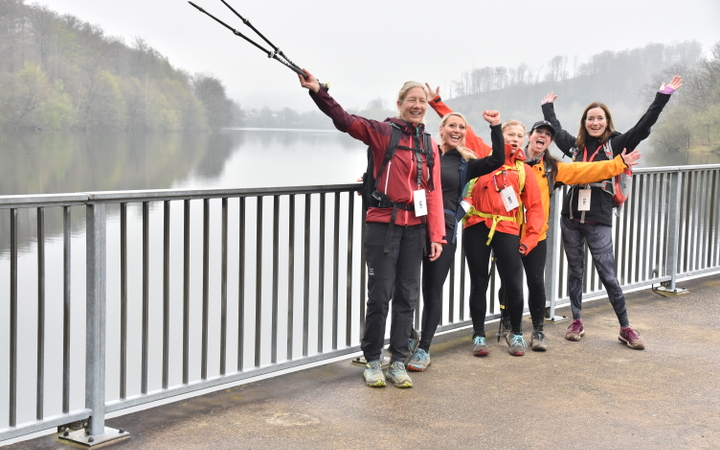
[7,275,720,450]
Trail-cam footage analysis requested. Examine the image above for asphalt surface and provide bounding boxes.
[6,275,720,450]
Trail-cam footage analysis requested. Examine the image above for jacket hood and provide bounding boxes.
[504,143,527,164]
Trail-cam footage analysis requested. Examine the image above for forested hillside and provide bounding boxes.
[0,0,236,131]
[438,41,720,154]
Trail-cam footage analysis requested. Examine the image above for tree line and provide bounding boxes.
[650,42,720,153]
[0,0,236,131]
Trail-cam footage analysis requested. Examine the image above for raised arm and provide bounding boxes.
[425,83,492,158]
[610,76,682,155]
[299,69,388,149]
[555,149,640,186]
[541,92,576,157]
[466,110,505,179]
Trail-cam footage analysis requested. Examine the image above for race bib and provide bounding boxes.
[578,189,592,211]
[413,189,428,217]
[500,186,519,212]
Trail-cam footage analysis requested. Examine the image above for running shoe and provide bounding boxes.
[531,329,547,352]
[407,348,431,372]
[363,360,386,387]
[565,319,585,341]
[386,361,413,388]
[619,327,645,350]
[472,335,489,357]
[506,333,527,356]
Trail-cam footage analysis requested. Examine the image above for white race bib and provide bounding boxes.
[500,186,519,212]
[413,189,428,217]
[578,188,592,211]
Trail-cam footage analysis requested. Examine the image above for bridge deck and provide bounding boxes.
[8,275,720,450]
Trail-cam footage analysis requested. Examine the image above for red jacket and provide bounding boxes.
[309,88,446,244]
[464,144,544,252]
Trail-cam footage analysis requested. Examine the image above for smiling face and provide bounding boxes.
[397,86,427,124]
[439,114,467,151]
[584,106,607,138]
[527,126,553,158]
[502,124,526,153]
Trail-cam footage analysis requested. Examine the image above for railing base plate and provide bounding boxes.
[58,427,129,447]
[653,286,689,296]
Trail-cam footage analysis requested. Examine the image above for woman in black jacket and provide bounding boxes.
[407,109,505,371]
[541,75,682,350]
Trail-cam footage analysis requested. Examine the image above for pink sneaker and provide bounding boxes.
[619,327,645,350]
[565,319,585,341]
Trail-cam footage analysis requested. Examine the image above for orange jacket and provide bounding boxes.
[464,145,544,252]
[530,155,630,241]
[430,96,492,157]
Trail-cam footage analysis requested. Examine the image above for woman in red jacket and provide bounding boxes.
[299,70,445,388]
[463,120,544,356]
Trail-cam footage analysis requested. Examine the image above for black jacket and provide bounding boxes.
[542,92,671,225]
[439,123,505,241]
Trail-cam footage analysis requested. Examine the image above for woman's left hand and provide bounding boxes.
[620,148,641,167]
[659,75,683,94]
[428,242,443,261]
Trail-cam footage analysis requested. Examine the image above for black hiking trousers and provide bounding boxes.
[361,222,424,364]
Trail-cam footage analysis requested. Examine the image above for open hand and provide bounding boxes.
[425,83,439,99]
[659,75,682,94]
[542,92,558,105]
[620,148,641,167]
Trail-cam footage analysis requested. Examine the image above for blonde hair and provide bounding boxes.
[396,81,428,123]
[438,112,476,160]
[501,119,526,133]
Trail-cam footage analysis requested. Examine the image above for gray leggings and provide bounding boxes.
[561,216,629,328]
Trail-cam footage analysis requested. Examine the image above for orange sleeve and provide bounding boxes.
[555,155,628,185]
[429,96,492,158]
[518,164,544,252]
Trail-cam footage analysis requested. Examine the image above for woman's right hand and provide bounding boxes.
[298,69,320,93]
[541,92,557,105]
[482,110,501,126]
[620,148,641,167]
[425,83,439,99]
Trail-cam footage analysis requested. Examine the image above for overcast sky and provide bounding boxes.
[44,0,720,112]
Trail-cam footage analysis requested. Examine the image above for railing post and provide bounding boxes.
[546,191,565,321]
[661,170,687,294]
[61,201,129,446]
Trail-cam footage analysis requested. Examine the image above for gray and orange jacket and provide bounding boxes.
[309,88,446,244]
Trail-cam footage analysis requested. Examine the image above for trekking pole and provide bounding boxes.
[187,1,329,89]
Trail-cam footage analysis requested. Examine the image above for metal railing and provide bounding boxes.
[1,164,719,445]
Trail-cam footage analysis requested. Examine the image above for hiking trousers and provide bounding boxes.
[361,222,424,363]
[561,216,629,327]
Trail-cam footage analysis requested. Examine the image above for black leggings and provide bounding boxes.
[499,239,547,327]
[418,240,457,352]
[464,223,524,336]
